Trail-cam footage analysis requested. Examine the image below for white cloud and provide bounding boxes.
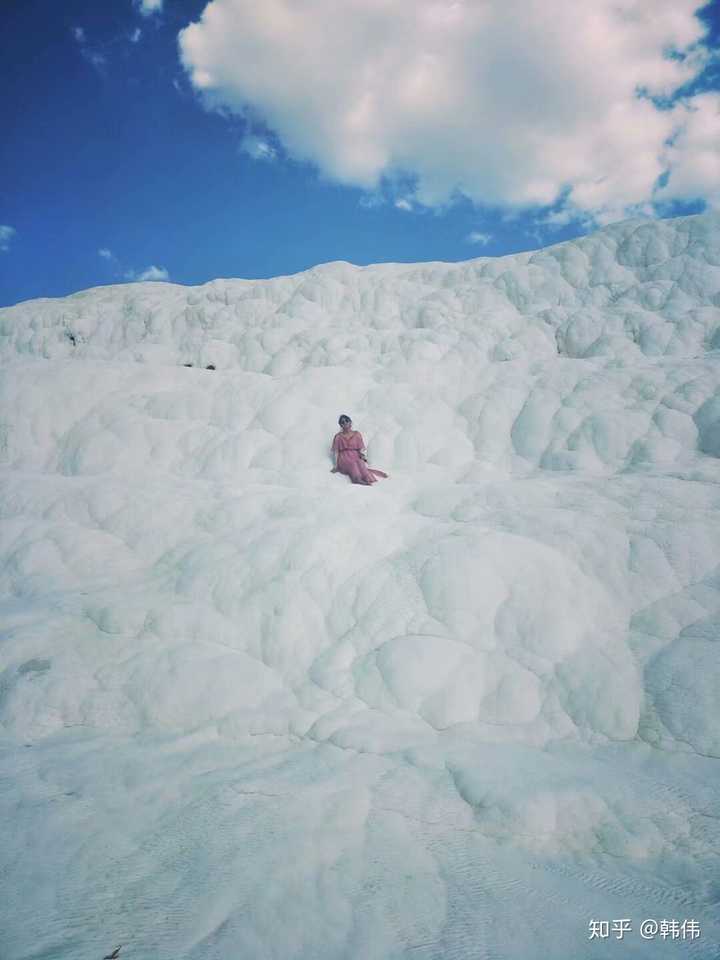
[466,230,492,245]
[0,225,16,252]
[179,0,716,222]
[135,0,163,17]
[138,265,169,281]
[532,205,599,233]
[657,92,720,210]
[240,135,277,161]
[130,27,143,43]
[102,250,169,282]
[538,210,581,229]
[125,265,170,281]
[72,26,86,43]
[394,198,413,212]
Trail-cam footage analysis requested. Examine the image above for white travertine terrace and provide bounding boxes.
[1,213,719,958]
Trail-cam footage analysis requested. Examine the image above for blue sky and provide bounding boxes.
[1,0,718,307]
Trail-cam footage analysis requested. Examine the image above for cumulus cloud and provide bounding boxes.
[125,265,170,281]
[240,135,277,161]
[466,230,492,245]
[0,225,16,252]
[394,198,413,212]
[100,250,169,281]
[135,0,163,16]
[658,92,720,210]
[72,26,86,43]
[178,0,717,222]
[130,27,143,43]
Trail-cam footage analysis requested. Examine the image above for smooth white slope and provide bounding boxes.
[0,213,719,959]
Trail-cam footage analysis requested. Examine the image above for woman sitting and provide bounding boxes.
[331,415,389,485]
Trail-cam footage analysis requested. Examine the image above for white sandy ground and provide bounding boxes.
[1,213,720,959]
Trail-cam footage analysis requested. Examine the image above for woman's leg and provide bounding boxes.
[357,460,385,483]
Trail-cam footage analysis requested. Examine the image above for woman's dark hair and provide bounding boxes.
[338,414,351,425]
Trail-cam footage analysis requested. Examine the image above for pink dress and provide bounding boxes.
[332,431,388,485]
